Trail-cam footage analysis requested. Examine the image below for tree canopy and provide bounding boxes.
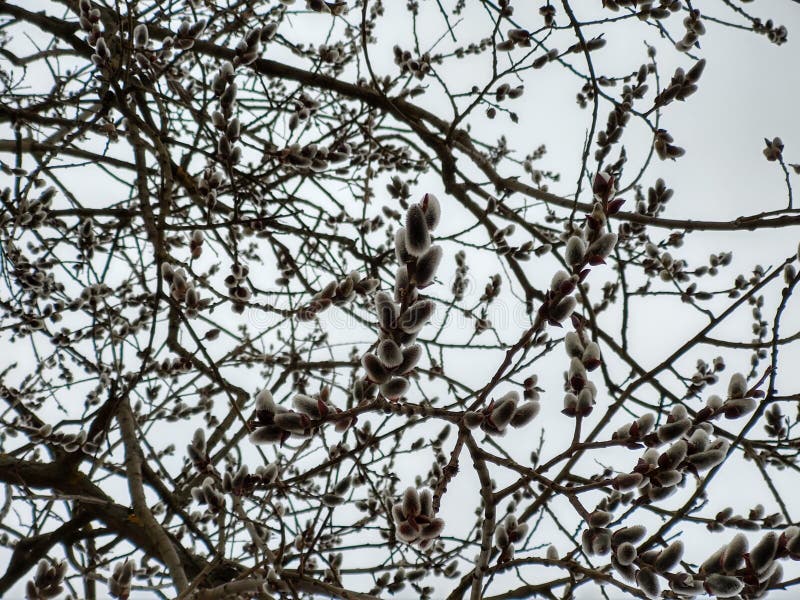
[1,1,800,599]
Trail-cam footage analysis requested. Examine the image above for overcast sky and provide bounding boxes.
[3,1,800,598]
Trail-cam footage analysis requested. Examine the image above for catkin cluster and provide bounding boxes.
[583,369,792,599]
[25,560,67,600]
[391,487,445,548]
[359,194,442,401]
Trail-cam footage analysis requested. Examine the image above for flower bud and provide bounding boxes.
[362,353,390,384]
[356,277,379,295]
[750,532,777,574]
[686,58,706,83]
[249,426,283,444]
[395,228,411,263]
[420,488,433,516]
[261,463,279,483]
[395,266,410,303]
[377,339,403,368]
[464,411,483,429]
[414,245,442,287]
[613,472,643,491]
[657,418,691,443]
[405,205,431,256]
[563,392,579,415]
[728,372,748,399]
[421,193,441,231]
[586,233,618,262]
[616,542,637,566]
[489,397,518,431]
[420,518,445,539]
[636,567,660,599]
[322,493,345,507]
[397,344,422,373]
[588,510,613,528]
[688,448,725,471]
[550,270,571,292]
[399,299,435,333]
[671,403,688,420]
[274,411,308,433]
[292,394,321,418]
[255,389,277,414]
[704,574,743,597]
[723,397,756,419]
[591,530,611,555]
[637,413,656,435]
[784,264,796,284]
[133,24,149,48]
[510,401,540,427]
[569,356,587,387]
[659,440,687,469]
[161,262,174,281]
[654,540,683,573]
[582,341,601,369]
[670,573,703,595]
[564,331,584,357]
[565,235,586,268]
[550,295,577,323]
[688,428,709,451]
[231,465,248,490]
[497,390,520,404]
[402,487,421,517]
[721,533,748,572]
[374,292,398,330]
[336,276,354,298]
[613,525,646,545]
[653,469,681,488]
[220,82,237,108]
[785,529,800,556]
[334,415,354,432]
[185,286,199,308]
[495,524,509,548]
[395,521,418,543]
[381,377,409,399]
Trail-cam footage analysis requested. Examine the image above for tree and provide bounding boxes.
[1,0,799,598]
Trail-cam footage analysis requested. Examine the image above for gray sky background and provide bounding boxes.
[3,1,800,598]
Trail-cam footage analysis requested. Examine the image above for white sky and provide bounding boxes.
[2,1,800,599]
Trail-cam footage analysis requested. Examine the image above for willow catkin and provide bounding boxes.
[721,533,748,572]
[292,394,322,418]
[377,339,403,368]
[654,540,684,573]
[397,344,422,373]
[727,372,748,398]
[380,376,409,399]
[586,232,617,261]
[404,204,431,256]
[421,193,441,231]
[133,24,149,48]
[414,244,442,287]
[704,574,744,597]
[490,396,518,431]
[402,487,421,517]
[362,353,390,384]
[564,235,586,268]
[374,291,398,330]
[750,533,778,574]
[510,401,540,427]
[255,389,277,414]
[395,265,410,303]
[399,299,435,333]
[395,228,411,263]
